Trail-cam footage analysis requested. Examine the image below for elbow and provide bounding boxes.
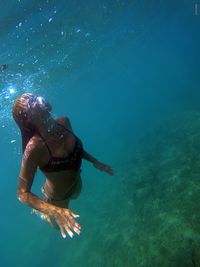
[17,190,30,204]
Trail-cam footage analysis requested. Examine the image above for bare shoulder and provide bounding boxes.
[23,136,44,163]
[56,116,73,131]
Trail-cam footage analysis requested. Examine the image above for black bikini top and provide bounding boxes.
[39,123,83,173]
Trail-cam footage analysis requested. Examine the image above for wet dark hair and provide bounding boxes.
[12,93,42,152]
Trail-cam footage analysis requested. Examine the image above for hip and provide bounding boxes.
[42,172,82,204]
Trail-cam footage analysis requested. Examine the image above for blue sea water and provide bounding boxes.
[1,1,200,266]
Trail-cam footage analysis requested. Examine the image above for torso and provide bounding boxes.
[35,117,82,200]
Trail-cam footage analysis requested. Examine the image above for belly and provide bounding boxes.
[43,169,80,200]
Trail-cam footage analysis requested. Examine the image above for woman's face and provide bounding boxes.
[31,96,52,113]
[25,95,52,123]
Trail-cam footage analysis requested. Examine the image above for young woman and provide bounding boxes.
[13,93,113,239]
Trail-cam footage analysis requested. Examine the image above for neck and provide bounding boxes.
[36,117,58,139]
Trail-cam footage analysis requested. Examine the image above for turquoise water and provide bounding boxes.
[1,1,200,266]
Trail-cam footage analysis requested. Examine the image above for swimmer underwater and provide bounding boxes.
[13,93,114,239]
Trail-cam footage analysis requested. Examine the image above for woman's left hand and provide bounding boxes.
[93,161,114,176]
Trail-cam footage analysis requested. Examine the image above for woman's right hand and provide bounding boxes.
[50,207,81,238]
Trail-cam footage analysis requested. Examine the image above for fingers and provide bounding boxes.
[65,210,81,229]
[75,222,81,229]
[73,226,81,235]
[104,165,114,175]
[59,225,67,239]
[60,225,81,238]
[108,168,114,175]
[59,223,80,239]
[60,223,81,239]
[68,214,81,234]
[71,211,80,218]
[64,226,74,238]
[57,210,81,239]
[100,163,113,174]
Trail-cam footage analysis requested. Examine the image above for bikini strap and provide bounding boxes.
[37,122,77,157]
[37,132,52,157]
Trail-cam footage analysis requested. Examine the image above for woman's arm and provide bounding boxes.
[82,150,98,164]
[17,142,53,213]
[18,177,57,216]
[17,140,81,238]
[82,149,114,176]
[59,116,114,176]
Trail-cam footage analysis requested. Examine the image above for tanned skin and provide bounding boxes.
[17,114,113,239]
